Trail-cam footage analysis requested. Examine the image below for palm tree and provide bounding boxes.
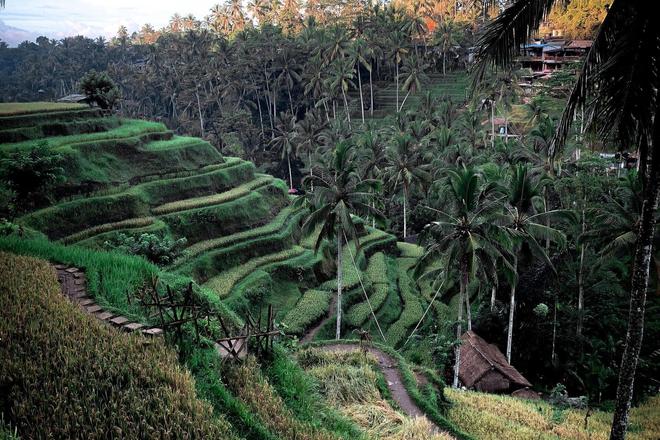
[500,164,565,363]
[398,56,428,112]
[348,38,373,124]
[382,133,431,240]
[388,31,408,113]
[473,2,659,437]
[433,19,458,76]
[296,141,382,339]
[419,167,511,388]
[328,58,355,128]
[270,112,298,190]
[248,0,270,25]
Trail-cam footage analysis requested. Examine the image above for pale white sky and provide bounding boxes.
[0,0,217,44]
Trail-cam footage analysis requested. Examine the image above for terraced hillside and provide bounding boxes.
[349,72,470,122]
[1,104,484,440]
[0,105,432,344]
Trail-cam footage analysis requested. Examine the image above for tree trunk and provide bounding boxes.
[551,296,558,365]
[335,233,344,340]
[443,51,446,76]
[490,285,496,312]
[256,96,265,137]
[609,143,659,440]
[453,256,469,388]
[577,243,585,338]
[369,68,374,116]
[465,285,472,331]
[402,187,407,239]
[395,62,400,113]
[287,150,294,190]
[506,254,518,364]
[399,90,411,113]
[342,88,351,128]
[491,104,495,148]
[287,82,295,115]
[195,89,204,136]
[357,63,365,123]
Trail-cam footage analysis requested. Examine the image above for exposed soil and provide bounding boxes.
[317,343,449,437]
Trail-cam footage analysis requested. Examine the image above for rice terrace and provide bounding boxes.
[0,1,659,439]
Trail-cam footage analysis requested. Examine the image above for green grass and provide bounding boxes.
[204,246,307,299]
[0,119,167,153]
[385,258,426,348]
[61,217,156,244]
[345,253,390,327]
[0,236,157,320]
[171,206,298,269]
[174,208,303,282]
[26,161,262,242]
[0,252,236,439]
[161,184,288,245]
[266,346,366,439]
[0,102,87,116]
[320,228,396,292]
[0,116,121,143]
[153,174,270,215]
[281,290,332,335]
[397,241,423,258]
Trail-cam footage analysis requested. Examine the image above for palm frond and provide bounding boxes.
[471,0,560,86]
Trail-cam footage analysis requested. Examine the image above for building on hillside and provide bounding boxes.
[458,331,538,398]
[57,94,89,104]
[518,38,592,73]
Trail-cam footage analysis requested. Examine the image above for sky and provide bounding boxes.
[0,0,216,45]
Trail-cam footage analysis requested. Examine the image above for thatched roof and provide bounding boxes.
[458,331,532,392]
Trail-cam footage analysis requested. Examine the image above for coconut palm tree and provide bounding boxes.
[419,167,512,388]
[270,112,298,190]
[500,164,565,363]
[473,2,659,437]
[388,31,409,113]
[328,58,355,128]
[382,133,431,240]
[348,38,373,124]
[398,55,428,112]
[433,19,458,76]
[296,141,382,339]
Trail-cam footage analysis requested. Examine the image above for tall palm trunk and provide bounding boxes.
[465,286,472,331]
[335,233,343,340]
[287,150,293,190]
[453,256,469,388]
[491,104,495,148]
[610,143,659,440]
[399,90,412,113]
[490,285,496,312]
[402,187,407,239]
[506,253,518,364]
[577,206,586,339]
[443,51,447,76]
[357,63,365,123]
[341,88,351,128]
[369,68,374,116]
[395,61,400,112]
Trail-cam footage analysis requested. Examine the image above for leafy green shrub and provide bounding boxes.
[103,232,187,266]
[281,290,331,335]
[0,143,64,212]
[0,252,235,439]
[79,69,121,109]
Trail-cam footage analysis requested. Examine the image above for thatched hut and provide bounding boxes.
[458,331,538,398]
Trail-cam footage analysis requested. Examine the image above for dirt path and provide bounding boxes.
[300,294,337,343]
[318,343,448,437]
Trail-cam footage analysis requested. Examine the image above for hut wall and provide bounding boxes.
[474,370,510,393]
